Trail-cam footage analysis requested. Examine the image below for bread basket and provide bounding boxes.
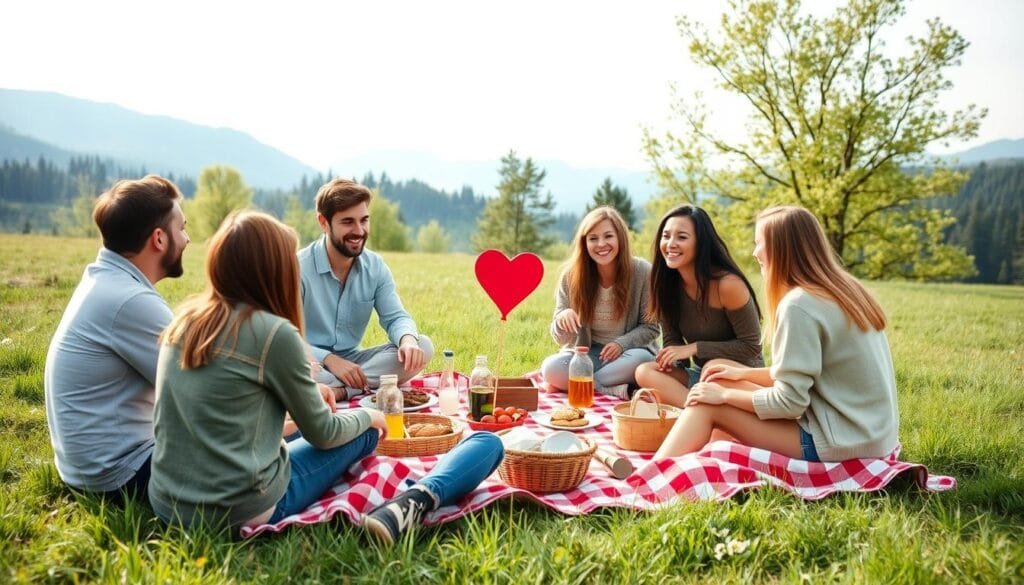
[376,413,463,457]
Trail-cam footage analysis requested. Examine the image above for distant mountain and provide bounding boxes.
[0,125,79,166]
[940,138,1024,166]
[331,150,658,213]
[0,88,316,188]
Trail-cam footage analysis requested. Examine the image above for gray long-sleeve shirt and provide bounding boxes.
[549,256,660,352]
[752,288,900,461]
[44,248,172,492]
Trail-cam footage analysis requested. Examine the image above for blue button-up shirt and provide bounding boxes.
[44,248,172,491]
[298,236,418,363]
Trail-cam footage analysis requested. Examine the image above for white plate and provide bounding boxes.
[533,412,604,432]
[358,392,437,412]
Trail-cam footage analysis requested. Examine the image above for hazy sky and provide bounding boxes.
[2,0,1021,171]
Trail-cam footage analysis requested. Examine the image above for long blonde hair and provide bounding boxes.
[757,206,886,338]
[562,206,632,324]
[162,211,303,369]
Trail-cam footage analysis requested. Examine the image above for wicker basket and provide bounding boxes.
[496,431,597,493]
[376,413,463,457]
[611,388,681,452]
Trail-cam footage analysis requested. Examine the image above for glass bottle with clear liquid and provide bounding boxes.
[438,349,459,415]
[377,374,405,438]
[567,345,594,408]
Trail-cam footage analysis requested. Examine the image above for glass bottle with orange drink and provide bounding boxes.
[567,345,594,408]
[378,374,405,438]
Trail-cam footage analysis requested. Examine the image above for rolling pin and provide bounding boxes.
[593,447,633,479]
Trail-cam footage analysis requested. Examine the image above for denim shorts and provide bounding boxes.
[674,360,702,387]
[799,427,821,462]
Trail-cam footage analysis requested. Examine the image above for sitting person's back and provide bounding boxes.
[44,175,190,500]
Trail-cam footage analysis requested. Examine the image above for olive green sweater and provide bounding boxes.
[149,308,371,527]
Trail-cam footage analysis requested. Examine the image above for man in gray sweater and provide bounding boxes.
[44,175,190,502]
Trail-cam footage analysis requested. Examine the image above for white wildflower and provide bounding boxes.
[714,542,727,560]
[727,538,750,555]
[0,338,12,346]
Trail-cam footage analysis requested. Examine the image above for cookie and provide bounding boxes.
[550,417,588,428]
[550,407,585,421]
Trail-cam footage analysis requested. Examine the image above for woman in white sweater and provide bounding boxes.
[654,206,899,462]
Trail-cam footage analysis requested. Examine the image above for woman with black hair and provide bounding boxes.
[635,205,763,407]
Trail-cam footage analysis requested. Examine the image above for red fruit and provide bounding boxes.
[497,414,512,424]
[493,407,506,417]
[515,408,528,417]
[481,415,496,423]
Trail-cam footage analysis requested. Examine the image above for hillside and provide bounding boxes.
[0,125,78,166]
[0,89,316,188]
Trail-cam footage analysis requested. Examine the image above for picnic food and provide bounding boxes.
[370,389,431,407]
[549,407,588,428]
[406,422,452,437]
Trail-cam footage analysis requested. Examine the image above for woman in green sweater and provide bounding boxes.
[654,206,900,462]
[149,212,504,543]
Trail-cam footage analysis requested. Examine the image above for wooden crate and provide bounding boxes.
[493,376,539,411]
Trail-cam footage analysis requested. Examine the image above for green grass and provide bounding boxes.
[1,233,1022,584]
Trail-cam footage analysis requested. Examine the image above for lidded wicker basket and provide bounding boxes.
[376,413,463,457]
[611,388,681,452]
[496,431,596,493]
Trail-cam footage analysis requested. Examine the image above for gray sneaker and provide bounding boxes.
[598,383,630,400]
[362,488,434,545]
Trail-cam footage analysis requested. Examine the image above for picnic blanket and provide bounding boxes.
[240,372,955,538]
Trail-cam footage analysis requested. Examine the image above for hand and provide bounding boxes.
[554,309,581,335]
[655,344,696,371]
[323,354,368,391]
[686,381,727,406]
[397,335,426,373]
[599,342,624,363]
[701,363,743,383]
[317,383,337,411]
[366,409,389,439]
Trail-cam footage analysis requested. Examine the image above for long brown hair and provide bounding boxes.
[562,206,632,324]
[757,206,886,337]
[162,211,303,368]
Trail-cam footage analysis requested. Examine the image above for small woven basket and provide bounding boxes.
[496,431,596,493]
[376,413,463,457]
[611,388,681,452]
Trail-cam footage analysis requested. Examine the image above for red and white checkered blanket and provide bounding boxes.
[240,372,955,538]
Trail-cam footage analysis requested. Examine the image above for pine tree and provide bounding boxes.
[473,151,556,254]
[587,178,637,231]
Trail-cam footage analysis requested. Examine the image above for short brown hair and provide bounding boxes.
[93,175,182,254]
[314,178,372,222]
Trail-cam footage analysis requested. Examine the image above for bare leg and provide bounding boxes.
[634,361,691,407]
[654,403,803,459]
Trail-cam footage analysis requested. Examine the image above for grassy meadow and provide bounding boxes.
[1,232,1023,584]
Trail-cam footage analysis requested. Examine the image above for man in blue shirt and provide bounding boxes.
[299,179,433,399]
[45,175,190,503]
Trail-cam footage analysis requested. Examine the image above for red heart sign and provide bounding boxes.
[474,250,544,320]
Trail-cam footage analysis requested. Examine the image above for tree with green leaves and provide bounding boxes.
[368,191,412,252]
[473,151,556,254]
[587,178,637,231]
[643,0,983,280]
[416,220,450,253]
[188,165,253,241]
[50,175,99,238]
[283,195,321,245]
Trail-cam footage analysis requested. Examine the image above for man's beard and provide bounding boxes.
[330,233,365,258]
[161,241,184,278]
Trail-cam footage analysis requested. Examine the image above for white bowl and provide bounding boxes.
[541,431,584,453]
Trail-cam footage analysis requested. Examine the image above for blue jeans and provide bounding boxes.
[268,428,379,523]
[417,432,504,507]
[799,427,821,462]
